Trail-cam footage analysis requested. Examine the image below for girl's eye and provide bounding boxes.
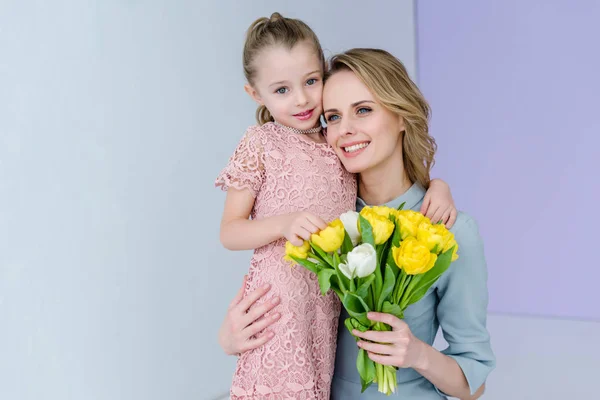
[326,114,340,122]
[357,107,371,114]
[306,78,317,86]
[276,87,288,94]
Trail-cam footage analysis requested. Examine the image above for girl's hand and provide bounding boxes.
[421,179,457,229]
[281,211,327,246]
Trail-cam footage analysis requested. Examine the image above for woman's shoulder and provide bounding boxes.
[449,211,481,242]
[436,211,488,293]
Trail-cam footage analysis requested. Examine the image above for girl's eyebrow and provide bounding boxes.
[268,70,321,88]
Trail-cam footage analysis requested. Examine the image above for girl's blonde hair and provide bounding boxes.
[325,48,436,189]
[243,12,326,125]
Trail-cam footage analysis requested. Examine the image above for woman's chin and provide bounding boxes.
[340,160,366,174]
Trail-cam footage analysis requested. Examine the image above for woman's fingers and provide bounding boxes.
[242,295,281,327]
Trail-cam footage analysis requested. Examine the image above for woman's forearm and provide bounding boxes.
[413,340,484,400]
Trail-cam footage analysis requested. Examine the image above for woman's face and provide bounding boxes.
[323,70,405,174]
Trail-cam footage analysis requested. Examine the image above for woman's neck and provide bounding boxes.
[358,149,412,206]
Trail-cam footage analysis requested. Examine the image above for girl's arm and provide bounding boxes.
[220,188,327,251]
[421,178,457,228]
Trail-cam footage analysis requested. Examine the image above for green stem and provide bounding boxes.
[383,365,389,394]
[386,366,397,394]
[397,273,412,304]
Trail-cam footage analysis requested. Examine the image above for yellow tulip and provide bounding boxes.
[311,219,345,252]
[442,235,459,262]
[370,206,396,219]
[284,240,311,263]
[360,207,395,245]
[395,210,425,240]
[417,220,452,253]
[392,237,437,275]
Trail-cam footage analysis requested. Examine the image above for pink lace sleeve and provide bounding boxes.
[215,126,266,197]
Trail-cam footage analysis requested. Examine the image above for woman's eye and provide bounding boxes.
[357,107,371,114]
[326,114,340,122]
[306,78,317,85]
[276,87,288,94]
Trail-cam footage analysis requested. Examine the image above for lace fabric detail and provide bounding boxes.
[215,123,357,399]
[215,125,266,198]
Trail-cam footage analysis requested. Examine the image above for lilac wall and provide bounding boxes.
[417,1,600,319]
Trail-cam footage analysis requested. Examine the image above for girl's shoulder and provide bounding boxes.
[244,122,278,137]
[240,122,284,147]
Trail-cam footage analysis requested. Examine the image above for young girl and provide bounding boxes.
[215,13,456,400]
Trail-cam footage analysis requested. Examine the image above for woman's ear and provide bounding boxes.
[398,115,406,132]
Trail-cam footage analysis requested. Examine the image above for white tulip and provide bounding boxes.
[340,211,361,246]
[342,243,377,279]
[338,262,355,280]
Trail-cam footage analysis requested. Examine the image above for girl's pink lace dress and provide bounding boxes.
[215,122,356,399]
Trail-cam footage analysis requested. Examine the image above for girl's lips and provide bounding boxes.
[294,109,314,120]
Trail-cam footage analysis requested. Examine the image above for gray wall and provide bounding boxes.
[0,1,416,399]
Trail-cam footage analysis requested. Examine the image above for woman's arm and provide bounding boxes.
[353,313,483,399]
[413,340,486,399]
[218,275,281,355]
[353,214,495,398]
[220,188,327,250]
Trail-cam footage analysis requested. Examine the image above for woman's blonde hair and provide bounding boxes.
[325,48,436,189]
[243,12,326,125]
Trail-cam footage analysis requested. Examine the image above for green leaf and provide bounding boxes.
[376,243,386,268]
[307,248,326,265]
[356,275,375,300]
[357,348,376,393]
[310,242,333,266]
[344,317,368,337]
[359,215,375,246]
[379,216,395,269]
[343,292,371,327]
[393,270,411,305]
[330,275,344,299]
[351,317,370,332]
[382,301,404,319]
[349,278,357,292]
[377,264,396,311]
[317,268,336,296]
[344,318,355,337]
[390,219,403,248]
[374,247,383,298]
[341,230,354,253]
[333,263,350,293]
[402,247,454,308]
[396,201,406,211]
[386,251,401,280]
[289,256,321,274]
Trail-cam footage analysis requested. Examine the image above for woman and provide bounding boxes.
[219,48,495,399]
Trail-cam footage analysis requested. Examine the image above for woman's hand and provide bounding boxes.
[352,312,428,369]
[218,276,281,355]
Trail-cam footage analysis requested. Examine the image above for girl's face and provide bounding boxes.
[323,69,405,174]
[245,41,323,130]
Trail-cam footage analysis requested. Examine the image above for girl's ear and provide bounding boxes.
[244,84,263,105]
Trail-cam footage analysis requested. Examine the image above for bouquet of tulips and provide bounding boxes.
[284,204,459,395]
